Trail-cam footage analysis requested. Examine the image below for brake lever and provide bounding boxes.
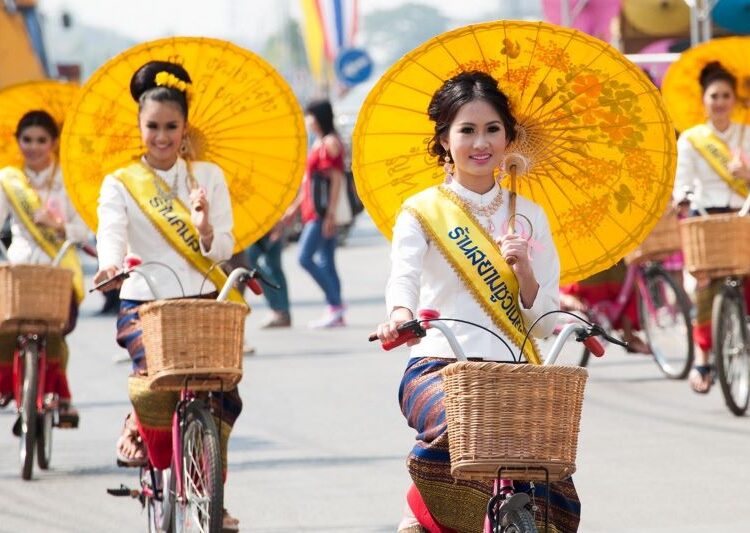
[590,323,629,348]
[89,270,130,292]
[250,268,281,290]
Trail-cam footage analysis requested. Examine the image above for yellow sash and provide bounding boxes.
[685,124,750,199]
[0,166,84,303]
[403,186,541,364]
[114,162,245,304]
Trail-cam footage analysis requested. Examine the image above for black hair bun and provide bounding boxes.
[129,60,192,102]
[699,61,731,89]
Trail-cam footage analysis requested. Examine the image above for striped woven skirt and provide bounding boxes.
[399,357,581,533]
[116,298,242,471]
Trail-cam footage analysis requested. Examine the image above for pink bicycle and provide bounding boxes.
[371,309,625,533]
[101,259,272,532]
[559,261,694,379]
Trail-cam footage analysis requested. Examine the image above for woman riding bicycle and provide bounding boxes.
[92,60,242,531]
[375,71,580,532]
[0,110,87,428]
[674,61,750,394]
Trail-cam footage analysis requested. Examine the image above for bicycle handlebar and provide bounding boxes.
[369,310,628,365]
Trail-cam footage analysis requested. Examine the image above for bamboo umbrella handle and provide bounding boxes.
[507,163,518,265]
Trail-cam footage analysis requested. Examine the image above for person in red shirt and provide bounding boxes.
[282,99,346,327]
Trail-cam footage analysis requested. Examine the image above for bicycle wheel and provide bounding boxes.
[19,339,39,480]
[637,265,694,379]
[37,409,54,470]
[173,400,223,533]
[712,283,750,416]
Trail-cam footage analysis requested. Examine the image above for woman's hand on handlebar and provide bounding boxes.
[377,307,420,346]
[93,265,123,291]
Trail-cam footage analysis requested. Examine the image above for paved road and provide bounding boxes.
[1,216,748,532]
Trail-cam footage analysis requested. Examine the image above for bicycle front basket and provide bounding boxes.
[0,264,72,331]
[441,361,588,482]
[138,299,248,391]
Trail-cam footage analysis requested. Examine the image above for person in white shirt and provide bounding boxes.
[375,71,579,533]
[93,60,240,532]
[673,61,750,394]
[0,110,88,428]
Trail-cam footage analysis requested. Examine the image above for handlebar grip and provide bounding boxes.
[583,337,605,357]
[381,329,421,351]
[246,278,263,295]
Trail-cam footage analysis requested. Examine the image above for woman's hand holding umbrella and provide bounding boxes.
[497,232,539,308]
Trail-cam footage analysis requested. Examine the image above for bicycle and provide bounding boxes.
[100,258,273,532]
[558,259,694,379]
[371,309,625,533]
[0,239,96,480]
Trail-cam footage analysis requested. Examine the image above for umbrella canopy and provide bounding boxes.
[352,20,677,284]
[60,36,306,251]
[0,80,78,168]
[621,0,690,37]
[662,37,750,132]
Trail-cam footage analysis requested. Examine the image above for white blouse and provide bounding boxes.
[0,163,89,264]
[674,121,750,209]
[385,180,560,362]
[96,157,234,301]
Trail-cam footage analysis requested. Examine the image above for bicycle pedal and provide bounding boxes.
[106,484,139,498]
[55,416,79,429]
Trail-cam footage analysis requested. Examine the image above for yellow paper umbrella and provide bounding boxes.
[662,37,750,132]
[352,20,677,284]
[622,0,691,37]
[0,80,79,168]
[60,36,306,251]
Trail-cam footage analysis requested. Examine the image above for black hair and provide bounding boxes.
[305,99,336,136]
[15,110,59,140]
[130,60,192,118]
[699,61,737,95]
[427,71,517,163]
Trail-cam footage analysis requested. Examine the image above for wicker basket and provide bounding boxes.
[138,299,248,391]
[441,361,588,482]
[626,210,681,264]
[680,214,750,277]
[0,264,72,331]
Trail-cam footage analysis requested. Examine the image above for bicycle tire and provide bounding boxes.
[37,409,54,470]
[712,284,750,416]
[173,400,223,533]
[19,340,39,480]
[498,508,537,533]
[638,265,694,379]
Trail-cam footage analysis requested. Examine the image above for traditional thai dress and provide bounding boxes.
[674,121,750,353]
[0,162,87,404]
[386,180,580,532]
[97,156,243,471]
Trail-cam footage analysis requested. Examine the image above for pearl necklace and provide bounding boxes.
[462,188,504,233]
[143,161,180,203]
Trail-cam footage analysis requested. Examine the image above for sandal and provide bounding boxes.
[222,508,240,532]
[116,412,148,467]
[689,365,714,394]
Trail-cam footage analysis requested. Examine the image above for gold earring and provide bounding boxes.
[443,152,454,183]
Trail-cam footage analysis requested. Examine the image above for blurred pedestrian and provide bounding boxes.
[246,224,291,328]
[282,99,346,328]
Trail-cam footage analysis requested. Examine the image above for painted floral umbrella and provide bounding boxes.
[60,36,306,251]
[352,20,677,284]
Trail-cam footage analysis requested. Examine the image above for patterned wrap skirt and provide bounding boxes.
[116,297,243,471]
[399,357,581,533]
[0,296,78,401]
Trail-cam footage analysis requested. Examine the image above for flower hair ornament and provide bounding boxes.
[154,71,191,96]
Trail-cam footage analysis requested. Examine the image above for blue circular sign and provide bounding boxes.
[335,48,373,86]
